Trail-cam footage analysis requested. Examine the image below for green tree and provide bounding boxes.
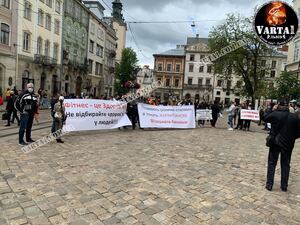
[267,71,300,100]
[208,14,273,105]
[114,48,139,95]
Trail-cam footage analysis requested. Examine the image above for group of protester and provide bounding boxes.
[2,84,300,193]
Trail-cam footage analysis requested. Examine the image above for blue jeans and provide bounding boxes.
[228,115,233,128]
[19,113,34,143]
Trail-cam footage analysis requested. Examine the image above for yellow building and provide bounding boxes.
[15,0,63,94]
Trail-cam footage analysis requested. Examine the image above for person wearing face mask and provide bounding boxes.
[14,83,38,145]
[53,96,66,143]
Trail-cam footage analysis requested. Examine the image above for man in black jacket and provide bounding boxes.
[264,101,299,192]
[15,83,38,145]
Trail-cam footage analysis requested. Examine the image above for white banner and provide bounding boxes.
[196,109,212,120]
[64,99,132,131]
[138,103,195,129]
[241,109,260,121]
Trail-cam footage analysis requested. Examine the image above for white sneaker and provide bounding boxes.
[228,128,233,131]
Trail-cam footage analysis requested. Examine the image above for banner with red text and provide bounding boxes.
[240,109,260,121]
[64,99,132,131]
[138,103,195,129]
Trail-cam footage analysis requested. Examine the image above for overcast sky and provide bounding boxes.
[103,0,293,68]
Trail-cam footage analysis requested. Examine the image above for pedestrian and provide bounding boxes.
[50,95,59,133]
[210,100,220,128]
[264,101,300,192]
[226,101,236,131]
[5,91,20,126]
[14,83,38,145]
[53,96,66,143]
[0,93,3,106]
[289,103,295,113]
[243,103,252,131]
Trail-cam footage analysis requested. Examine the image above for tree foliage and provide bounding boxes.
[114,48,139,95]
[208,14,274,104]
[267,71,300,100]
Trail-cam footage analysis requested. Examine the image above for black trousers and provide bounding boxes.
[210,115,218,127]
[244,120,251,129]
[266,145,293,188]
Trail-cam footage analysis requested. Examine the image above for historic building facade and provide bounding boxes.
[15,0,63,94]
[137,65,153,89]
[61,0,89,96]
[153,46,185,102]
[0,0,17,95]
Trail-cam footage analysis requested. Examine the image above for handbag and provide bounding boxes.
[2,112,8,120]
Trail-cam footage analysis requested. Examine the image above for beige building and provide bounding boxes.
[286,0,300,77]
[14,0,63,94]
[84,3,106,97]
[0,0,18,95]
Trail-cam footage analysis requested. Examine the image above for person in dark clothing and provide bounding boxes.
[263,102,300,192]
[127,102,138,130]
[263,102,275,131]
[15,83,38,145]
[50,95,59,133]
[210,101,220,128]
[243,103,252,131]
[5,91,20,126]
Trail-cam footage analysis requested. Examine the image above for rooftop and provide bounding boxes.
[187,37,210,45]
[154,48,185,56]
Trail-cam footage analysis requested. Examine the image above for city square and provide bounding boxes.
[0,118,300,225]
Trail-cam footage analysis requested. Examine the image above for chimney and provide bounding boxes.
[196,34,199,38]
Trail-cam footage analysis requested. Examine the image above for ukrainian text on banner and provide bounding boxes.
[240,109,260,121]
[64,99,132,131]
[138,103,196,129]
[196,109,212,120]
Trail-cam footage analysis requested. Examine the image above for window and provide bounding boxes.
[1,0,10,8]
[88,59,93,73]
[200,55,205,59]
[294,41,300,62]
[261,60,266,67]
[175,64,180,72]
[44,40,50,56]
[227,81,231,89]
[90,23,95,34]
[0,23,9,45]
[206,78,211,85]
[270,70,276,78]
[53,43,58,60]
[207,65,212,73]
[36,37,42,54]
[198,78,203,85]
[271,60,277,69]
[189,64,194,72]
[38,10,44,26]
[199,66,204,73]
[45,14,51,30]
[54,19,60,35]
[89,40,94,53]
[24,1,31,20]
[97,29,104,39]
[23,32,30,51]
[166,64,171,72]
[217,80,222,87]
[96,44,103,57]
[55,0,61,13]
[46,0,52,7]
[190,54,195,61]
[73,49,78,62]
[95,62,103,75]
[157,63,162,71]
[226,91,230,96]
[165,78,170,87]
[216,91,221,96]
[188,78,193,85]
[175,79,179,87]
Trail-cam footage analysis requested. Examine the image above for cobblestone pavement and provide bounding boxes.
[0,120,300,225]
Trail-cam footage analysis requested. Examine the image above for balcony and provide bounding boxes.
[34,54,57,67]
[184,84,212,90]
[108,49,116,58]
[109,66,115,73]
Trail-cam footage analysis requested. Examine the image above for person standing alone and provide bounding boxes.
[264,101,300,192]
[15,83,38,145]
